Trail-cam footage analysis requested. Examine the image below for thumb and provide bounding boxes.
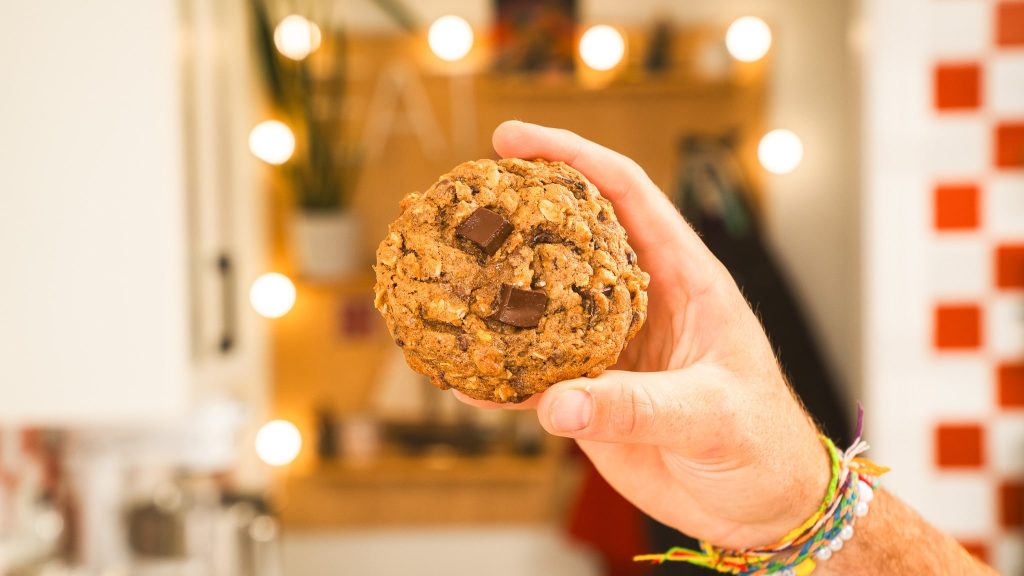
[537,366,730,447]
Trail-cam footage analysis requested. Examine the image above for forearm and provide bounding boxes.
[815,489,995,575]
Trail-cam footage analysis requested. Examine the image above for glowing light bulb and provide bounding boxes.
[428,15,474,62]
[726,16,772,62]
[249,273,296,319]
[579,25,626,71]
[274,15,322,61]
[255,419,302,467]
[758,129,804,175]
[248,121,295,166]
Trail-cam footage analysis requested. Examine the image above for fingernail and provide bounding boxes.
[550,389,593,433]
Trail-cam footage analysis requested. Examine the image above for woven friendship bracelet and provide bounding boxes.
[634,405,890,575]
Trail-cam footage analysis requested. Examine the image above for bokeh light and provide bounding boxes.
[255,419,302,467]
[758,129,804,175]
[428,15,474,62]
[726,16,772,62]
[248,120,295,166]
[249,273,296,319]
[579,25,626,71]
[273,15,322,61]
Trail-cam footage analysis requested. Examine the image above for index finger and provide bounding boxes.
[492,121,717,291]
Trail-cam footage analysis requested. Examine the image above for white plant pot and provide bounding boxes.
[291,211,362,280]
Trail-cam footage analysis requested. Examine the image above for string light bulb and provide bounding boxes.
[248,120,295,166]
[579,25,626,71]
[758,129,804,175]
[274,15,322,61]
[249,273,296,319]
[255,419,302,467]
[428,15,474,62]
[726,16,772,62]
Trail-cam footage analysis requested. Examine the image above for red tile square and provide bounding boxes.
[934,64,982,110]
[935,423,985,468]
[1001,480,1024,528]
[998,2,1024,46]
[997,244,1024,289]
[997,123,1024,169]
[934,184,980,230]
[1000,363,1024,408]
[934,304,983,350]
[959,541,990,566]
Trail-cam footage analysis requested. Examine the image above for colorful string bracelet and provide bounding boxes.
[634,406,889,575]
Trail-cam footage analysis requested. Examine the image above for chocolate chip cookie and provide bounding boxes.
[373,158,649,403]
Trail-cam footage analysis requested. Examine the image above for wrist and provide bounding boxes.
[755,418,834,548]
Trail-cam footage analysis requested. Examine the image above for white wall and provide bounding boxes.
[861,0,1024,571]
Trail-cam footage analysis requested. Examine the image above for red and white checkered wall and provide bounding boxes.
[897,0,1024,570]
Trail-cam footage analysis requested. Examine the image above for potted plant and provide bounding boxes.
[251,1,360,279]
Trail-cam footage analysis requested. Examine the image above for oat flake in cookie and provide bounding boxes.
[373,158,650,403]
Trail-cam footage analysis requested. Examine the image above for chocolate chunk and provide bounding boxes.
[557,175,587,199]
[493,284,548,328]
[436,371,451,389]
[456,207,513,255]
[456,334,469,351]
[530,230,561,246]
[573,285,597,316]
[601,286,614,298]
[395,338,405,347]
[626,250,636,265]
[581,292,596,316]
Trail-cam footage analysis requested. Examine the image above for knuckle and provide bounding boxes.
[606,381,657,439]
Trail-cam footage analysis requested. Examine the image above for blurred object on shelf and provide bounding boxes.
[370,347,430,422]
[0,430,74,574]
[124,470,283,576]
[338,413,382,466]
[493,0,577,74]
[510,412,545,457]
[382,421,487,458]
[337,296,378,339]
[644,18,674,74]
[314,409,338,461]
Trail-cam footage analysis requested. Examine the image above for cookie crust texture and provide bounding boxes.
[374,158,650,403]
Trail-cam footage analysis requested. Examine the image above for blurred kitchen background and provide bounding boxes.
[0,0,1022,574]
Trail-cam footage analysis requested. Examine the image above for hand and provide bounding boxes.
[457,121,831,550]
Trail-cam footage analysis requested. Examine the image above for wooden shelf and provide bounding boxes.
[481,74,754,100]
[280,443,580,529]
[299,451,561,487]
